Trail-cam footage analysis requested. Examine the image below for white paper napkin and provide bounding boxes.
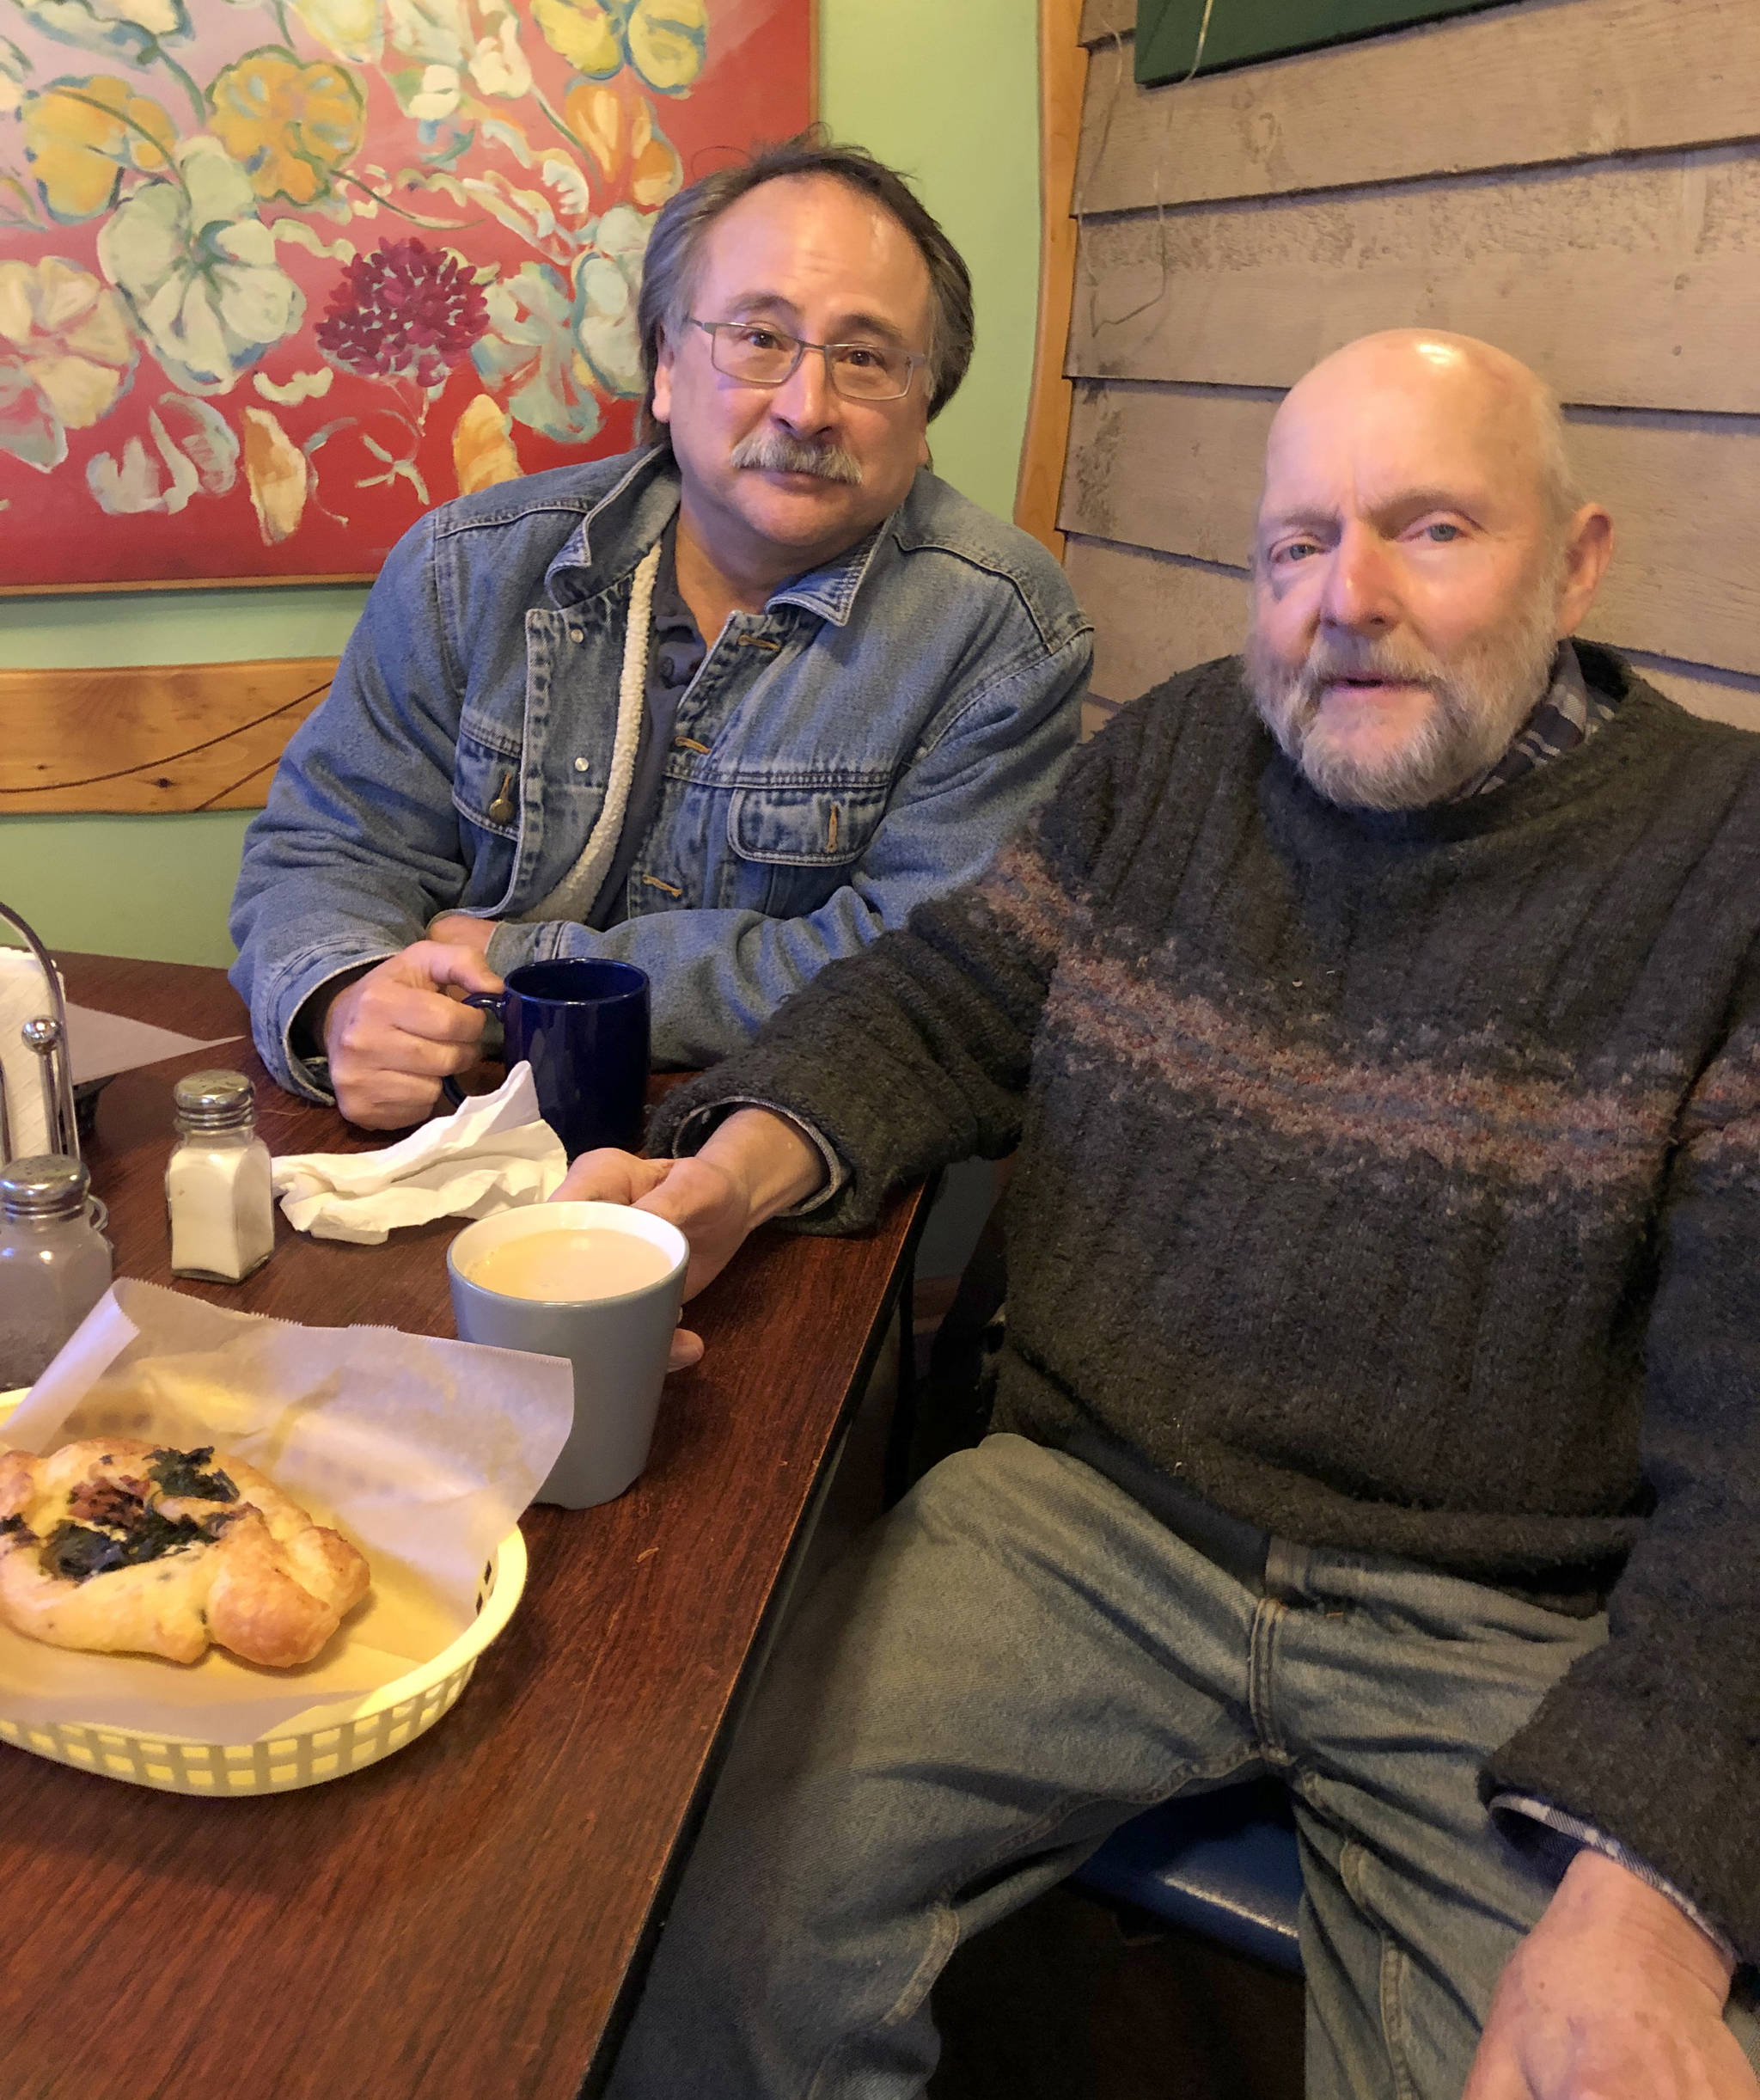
[272,1062,567,1244]
[0,948,63,1159]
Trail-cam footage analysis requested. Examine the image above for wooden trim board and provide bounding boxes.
[0,659,334,812]
[1015,0,1091,554]
[1075,0,1760,213]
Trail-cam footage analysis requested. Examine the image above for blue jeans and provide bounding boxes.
[608,1435,1760,2098]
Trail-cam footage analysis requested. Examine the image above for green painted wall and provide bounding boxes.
[0,0,1042,968]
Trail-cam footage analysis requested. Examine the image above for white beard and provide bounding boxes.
[1245,569,1565,811]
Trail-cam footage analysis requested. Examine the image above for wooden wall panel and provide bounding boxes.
[1074,2,1760,214]
[1067,147,1760,413]
[1060,385,1760,677]
[1065,535,1249,702]
[1060,383,1272,566]
[1079,0,1132,40]
[1066,535,1760,733]
[0,660,334,813]
[1050,0,1760,748]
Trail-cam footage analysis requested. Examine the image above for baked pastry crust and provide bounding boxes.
[0,1439,370,1668]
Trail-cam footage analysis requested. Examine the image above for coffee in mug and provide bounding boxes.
[461,1227,675,1303]
[447,1201,688,1508]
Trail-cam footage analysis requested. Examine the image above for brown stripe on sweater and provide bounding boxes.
[957,836,1079,964]
[1047,948,1676,1193]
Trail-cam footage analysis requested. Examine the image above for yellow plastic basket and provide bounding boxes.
[0,1389,527,1794]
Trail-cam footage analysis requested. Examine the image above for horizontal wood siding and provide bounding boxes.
[1062,386,1760,677]
[1064,534,1760,732]
[1067,149,1760,413]
[1056,0,1760,733]
[1074,0,1760,212]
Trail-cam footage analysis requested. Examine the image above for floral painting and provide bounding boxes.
[0,0,810,589]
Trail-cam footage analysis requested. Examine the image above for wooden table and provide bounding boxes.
[0,955,926,2100]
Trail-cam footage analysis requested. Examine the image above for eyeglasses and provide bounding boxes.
[686,317,926,402]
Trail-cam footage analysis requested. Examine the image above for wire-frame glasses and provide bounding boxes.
[688,318,926,402]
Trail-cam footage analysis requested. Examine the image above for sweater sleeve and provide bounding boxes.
[648,708,1138,1232]
[1482,949,1760,1965]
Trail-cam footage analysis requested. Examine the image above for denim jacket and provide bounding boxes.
[229,446,1091,1099]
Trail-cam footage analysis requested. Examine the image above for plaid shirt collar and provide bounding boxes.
[1451,641,1616,800]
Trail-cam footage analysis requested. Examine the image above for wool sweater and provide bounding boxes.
[652,645,1760,1961]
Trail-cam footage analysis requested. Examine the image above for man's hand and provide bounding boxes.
[1464,1849,1753,2100]
[427,911,496,960]
[555,1107,828,1367]
[321,940,503,1129]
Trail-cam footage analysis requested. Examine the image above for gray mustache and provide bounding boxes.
[730,431,865,486]
[1299,639,1444,689]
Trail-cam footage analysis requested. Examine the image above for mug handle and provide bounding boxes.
[441,990,507,1109]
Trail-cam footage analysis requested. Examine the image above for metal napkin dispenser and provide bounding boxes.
[0,903,79,1167]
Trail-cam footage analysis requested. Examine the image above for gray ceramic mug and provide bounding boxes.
[446,1200,688,1508]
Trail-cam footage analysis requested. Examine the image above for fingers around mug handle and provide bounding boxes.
[442,991,506,1108]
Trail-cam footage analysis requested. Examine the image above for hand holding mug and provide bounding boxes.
[558,1148,763,1303]
[321,940,504,1130]
[554,1107,830,1352]
[444,958,651,1159]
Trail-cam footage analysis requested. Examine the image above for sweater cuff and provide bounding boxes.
[661,1097,846,1218]
[1489,1792,1740,1969]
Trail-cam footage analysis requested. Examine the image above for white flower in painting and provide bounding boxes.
[290,0,382,64]
[468,12,530,99]
[574,203,651,399]
[15,0,189,64]
[97,138,304,394]
[386,0,468,67]
[406,62,460,121]
[87,390,237,512]
[471,260,601,444]
[254,365,333,405]
[0,254,136,471]
[540,154,590,219]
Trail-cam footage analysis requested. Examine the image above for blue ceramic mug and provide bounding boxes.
[450,958,650,1159]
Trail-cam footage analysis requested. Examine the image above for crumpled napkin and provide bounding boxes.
[272,1061,567,1244]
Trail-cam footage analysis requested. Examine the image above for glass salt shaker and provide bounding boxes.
[0,1154,114,1389]
[166,1068,276,1283]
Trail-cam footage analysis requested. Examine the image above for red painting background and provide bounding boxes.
[0,1,811,591]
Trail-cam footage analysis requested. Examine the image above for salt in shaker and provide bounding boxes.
[0,1154,114,1387]
[167,1068,276,1283]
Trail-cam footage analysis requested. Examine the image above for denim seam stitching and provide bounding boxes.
[802,1748,1263,2099]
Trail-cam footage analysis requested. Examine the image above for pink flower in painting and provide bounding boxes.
[315,240,490,389]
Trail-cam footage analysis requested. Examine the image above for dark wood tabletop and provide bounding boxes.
[0,953,926,2100]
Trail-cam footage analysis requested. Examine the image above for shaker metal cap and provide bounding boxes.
[0,1152,89,1219]
[173,1068,255,1128]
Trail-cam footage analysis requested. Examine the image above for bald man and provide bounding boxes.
[596,332,1760,2099]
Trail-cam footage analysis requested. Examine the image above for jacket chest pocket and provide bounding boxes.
[722,781,889,915]
[452,710,522,842]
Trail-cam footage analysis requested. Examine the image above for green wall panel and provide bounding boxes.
[1136,0,1507,84]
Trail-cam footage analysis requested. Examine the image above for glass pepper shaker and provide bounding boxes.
[0,1154,114,1389]
[166,1069,277,1283]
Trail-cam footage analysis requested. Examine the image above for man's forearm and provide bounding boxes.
[695,1107,827,1228]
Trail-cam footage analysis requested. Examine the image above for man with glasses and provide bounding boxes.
[230,133,1090,1127]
